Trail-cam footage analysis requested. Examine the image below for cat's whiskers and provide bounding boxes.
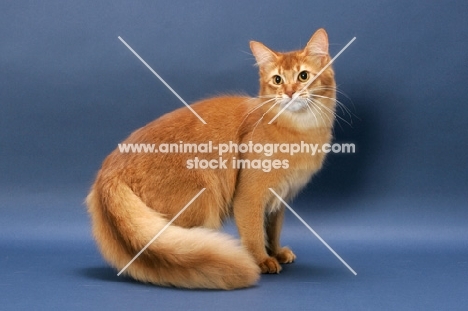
[313,85,354,105]
[305,100,320,125]
[305,97,333,127]
[236,97,276,136]
[307,97,339,135]
[249,99,280,140]
[313,100,331,126]
[309,86,357,124]
[312,97,349,126]
[311,93,352,122]
[311,98,352,130]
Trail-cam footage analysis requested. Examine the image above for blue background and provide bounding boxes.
[1,1,467,310]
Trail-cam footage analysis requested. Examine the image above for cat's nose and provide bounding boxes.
[284,85,296,98]
[285,90,295,98]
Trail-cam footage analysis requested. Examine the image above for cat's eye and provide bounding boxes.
[273,75,283,85]
[298,71,309,82]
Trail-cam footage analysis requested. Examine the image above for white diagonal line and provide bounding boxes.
[118,36,207,124]
[269,188,357,275]
[117,188,206,276]
[268,37,356,124]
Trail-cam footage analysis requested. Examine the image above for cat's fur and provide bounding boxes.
[86,28,336,290]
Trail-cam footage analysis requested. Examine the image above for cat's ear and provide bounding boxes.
[305,28,329,56]
[250,41,277,67]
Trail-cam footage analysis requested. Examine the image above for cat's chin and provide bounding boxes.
[279,98,308,112]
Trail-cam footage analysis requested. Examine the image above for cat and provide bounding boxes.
[86,28,337,290]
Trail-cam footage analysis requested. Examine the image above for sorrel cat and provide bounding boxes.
[87,28,337,289]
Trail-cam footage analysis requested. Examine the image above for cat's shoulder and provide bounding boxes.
[191,95,257,116]
[193,94,252,106]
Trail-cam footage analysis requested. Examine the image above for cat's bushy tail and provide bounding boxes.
[86,181,260,290]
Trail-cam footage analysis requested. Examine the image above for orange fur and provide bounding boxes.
[86,28,336,289]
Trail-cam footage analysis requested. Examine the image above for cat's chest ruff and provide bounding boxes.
[266,168,314,214]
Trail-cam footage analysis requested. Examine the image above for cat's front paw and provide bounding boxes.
[275,247,296,264]
[259,257,282,274]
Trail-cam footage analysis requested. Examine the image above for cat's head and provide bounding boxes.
[250,29,336,116]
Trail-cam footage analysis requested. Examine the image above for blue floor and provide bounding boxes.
[1,188,467,310]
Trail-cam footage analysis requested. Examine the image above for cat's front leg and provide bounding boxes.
[232,186,282,274]
[266,206,297,264]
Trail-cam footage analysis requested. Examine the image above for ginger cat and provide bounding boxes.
[86,28,336,290]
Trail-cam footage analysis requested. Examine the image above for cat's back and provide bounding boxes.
[96,95,257,195]
[173,95,254,125]
[126,95,257,143]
